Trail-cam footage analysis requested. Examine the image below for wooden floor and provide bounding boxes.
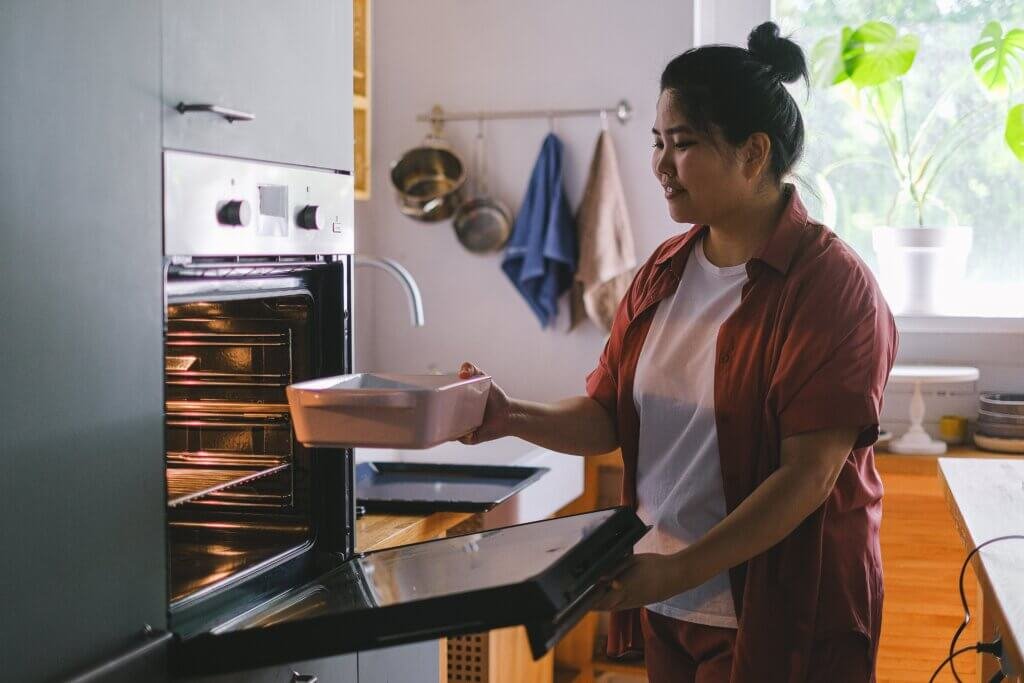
[875,453,978,682]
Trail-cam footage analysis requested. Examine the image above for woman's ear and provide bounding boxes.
[742,133,772,181]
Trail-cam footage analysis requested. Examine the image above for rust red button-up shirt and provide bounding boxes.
[586,187,897,681]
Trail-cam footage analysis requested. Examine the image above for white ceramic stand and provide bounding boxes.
[887,365,979,454]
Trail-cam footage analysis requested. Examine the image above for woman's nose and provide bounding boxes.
[654,148,673,178]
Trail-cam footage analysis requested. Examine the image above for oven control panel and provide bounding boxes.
[164,149,355,257]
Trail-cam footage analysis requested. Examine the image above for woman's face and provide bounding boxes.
[651,90,757,225]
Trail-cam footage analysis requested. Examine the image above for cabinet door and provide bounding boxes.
[182,654,357,683]
[0,1,166,681]
[358,642,439,683]
[162,0,353,172]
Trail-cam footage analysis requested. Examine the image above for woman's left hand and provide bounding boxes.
[592,552,689,612]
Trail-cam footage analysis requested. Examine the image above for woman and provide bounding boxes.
[459,22,896,682]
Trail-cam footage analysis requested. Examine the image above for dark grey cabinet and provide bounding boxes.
[0,1,166,681]
[0,2,436,681]
[358,642,440,683]
[162,0,354,171]
[183,654,358,683]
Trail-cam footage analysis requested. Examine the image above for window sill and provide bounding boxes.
[895,314,1024,334]
[891,282,1024,333]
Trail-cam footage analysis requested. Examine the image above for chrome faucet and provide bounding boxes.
[354,255,425,327]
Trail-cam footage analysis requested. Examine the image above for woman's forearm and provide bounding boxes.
[663,440,847,593]
[507,396,618,457]
[674,465,824,589]
[668,429,855,593]
[663,471,817,597]
[592,461,839,614]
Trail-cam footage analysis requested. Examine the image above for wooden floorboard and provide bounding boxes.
[876,453,977,682]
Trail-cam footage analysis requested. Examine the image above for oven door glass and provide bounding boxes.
[172,507,647,676]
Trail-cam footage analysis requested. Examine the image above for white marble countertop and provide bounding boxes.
[939,458,1024,675]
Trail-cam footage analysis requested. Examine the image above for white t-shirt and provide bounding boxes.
[633,237,746,628]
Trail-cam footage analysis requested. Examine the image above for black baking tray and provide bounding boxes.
[355,461,549,513]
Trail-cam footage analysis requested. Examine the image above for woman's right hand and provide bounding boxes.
[458,362,514,445]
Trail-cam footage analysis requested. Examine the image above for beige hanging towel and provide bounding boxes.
[571,130,637,332]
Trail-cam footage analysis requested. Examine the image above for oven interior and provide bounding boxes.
[165,291,319,607]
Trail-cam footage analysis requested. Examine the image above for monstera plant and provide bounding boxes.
[811,20,1024,315]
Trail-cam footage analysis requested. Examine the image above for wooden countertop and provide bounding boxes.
[938,457,1024,674]
[355,510,477,553]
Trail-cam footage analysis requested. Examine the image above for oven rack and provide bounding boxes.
[165,371,292,389]
[167,451,286,469]
[166,331,291,347]
[167,462,290,508]
[165,400,295,508]
[164,404,292,430]
[165,401,291,416]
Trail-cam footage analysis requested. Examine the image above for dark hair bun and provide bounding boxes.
[747,21,807,85]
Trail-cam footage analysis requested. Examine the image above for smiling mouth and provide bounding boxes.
[663,185,684,199]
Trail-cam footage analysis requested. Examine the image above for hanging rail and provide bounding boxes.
[416,99,633,131]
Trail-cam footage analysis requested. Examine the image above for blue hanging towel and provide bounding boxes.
[502,133,578,328]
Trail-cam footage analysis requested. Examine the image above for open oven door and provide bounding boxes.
[171,507,647,676]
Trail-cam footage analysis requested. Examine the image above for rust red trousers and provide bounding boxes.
[640,608,874,682]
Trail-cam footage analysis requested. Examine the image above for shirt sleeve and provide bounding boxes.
[586,351,617,422]
[772,277,897,450]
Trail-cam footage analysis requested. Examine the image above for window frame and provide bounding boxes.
[693,0,1024,331]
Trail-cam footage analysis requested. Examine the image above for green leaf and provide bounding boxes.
[810,27,852,88]
[1006,103,1024,162]
[842,21,919,88]
[970,22,1024,95]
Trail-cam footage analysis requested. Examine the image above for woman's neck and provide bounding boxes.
[703,186,788,268]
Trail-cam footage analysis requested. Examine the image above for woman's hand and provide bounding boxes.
[592,552,692,612]
[458,362,514,445]
[453,363,617,456]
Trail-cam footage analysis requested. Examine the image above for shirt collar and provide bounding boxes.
[654,184,809,276]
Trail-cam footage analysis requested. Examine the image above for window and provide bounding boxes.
[773,1,1024,317]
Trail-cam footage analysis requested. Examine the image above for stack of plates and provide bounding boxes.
[974,393,1024,453]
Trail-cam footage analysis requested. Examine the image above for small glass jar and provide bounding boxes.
[938,414,968,445]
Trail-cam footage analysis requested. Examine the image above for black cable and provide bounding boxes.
[930,645,981,683]
[947,534,1024,683]
[987,671,1005,683]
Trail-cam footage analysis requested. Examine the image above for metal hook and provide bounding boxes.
[473,117,487,197]
[600,109,609,132]
[478,118,489,197]
[548,111,555,134]
[428,104,445,138]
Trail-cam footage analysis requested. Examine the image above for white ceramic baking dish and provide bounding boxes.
[286,373,492,449]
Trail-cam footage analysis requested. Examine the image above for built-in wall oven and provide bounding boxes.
[163,150,646,677]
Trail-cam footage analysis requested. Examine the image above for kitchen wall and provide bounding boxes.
[354,0,696,400]
[355,0,1024,437]
[886,328,1024,436]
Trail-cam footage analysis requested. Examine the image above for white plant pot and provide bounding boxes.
[871,226,973,316]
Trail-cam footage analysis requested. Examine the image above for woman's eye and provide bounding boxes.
[674,141,696,150]
[652,141,664,149]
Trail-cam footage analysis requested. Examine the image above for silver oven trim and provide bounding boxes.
[164,150,355,257]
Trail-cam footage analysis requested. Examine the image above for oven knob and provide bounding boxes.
[217,199,251,227]
[297,204,324,230]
